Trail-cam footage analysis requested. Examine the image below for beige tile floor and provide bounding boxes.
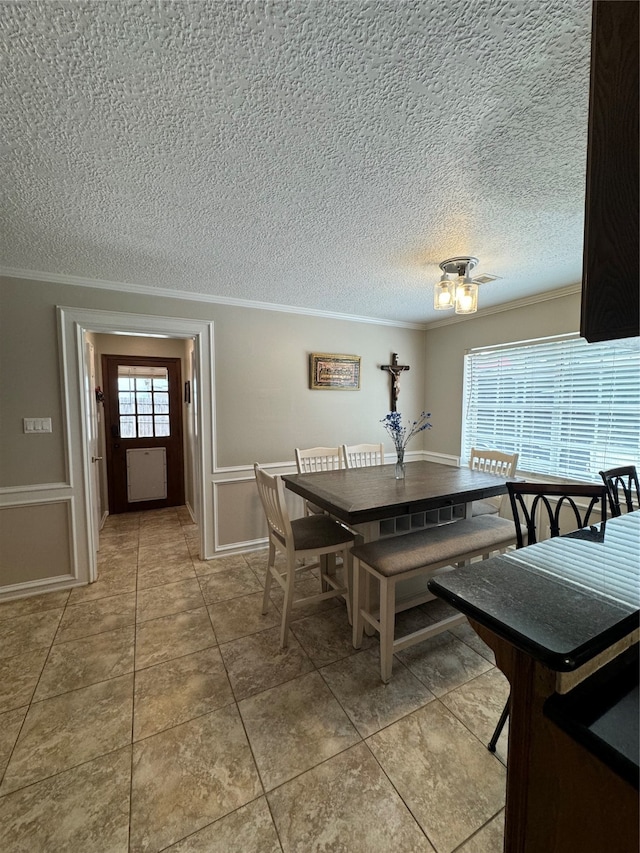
[0,507,510,853]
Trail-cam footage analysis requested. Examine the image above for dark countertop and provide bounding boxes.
[282,461,511,525]
[428,511,640,671]
[428,511,640,788]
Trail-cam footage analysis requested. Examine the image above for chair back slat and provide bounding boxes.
[468,448,519,517]
[470,448,519,477]
[295,446,343,473]
[342,443,384,469]
[507,482,608,548]
[254,463,292,546]
[599,465,640,517]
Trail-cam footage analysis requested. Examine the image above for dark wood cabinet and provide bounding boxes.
[580,1,639,343]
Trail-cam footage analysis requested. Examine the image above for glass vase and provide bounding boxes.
[395,447,405,479]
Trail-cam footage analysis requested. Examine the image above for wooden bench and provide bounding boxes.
[351,514,522,682]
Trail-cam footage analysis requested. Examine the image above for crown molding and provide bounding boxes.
[1,266,581,331]
[423,283,582,329]
[0,266,427,331]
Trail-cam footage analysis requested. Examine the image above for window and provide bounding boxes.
[117,366,170,438]
[462,335,640,482]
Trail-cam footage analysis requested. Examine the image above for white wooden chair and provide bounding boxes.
[295,446,344,515]
[295,446,344,473]
[468,448,519,517]
[254,463,355,647]
[342,443,385,468]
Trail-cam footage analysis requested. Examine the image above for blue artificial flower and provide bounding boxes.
[380,411,432,451]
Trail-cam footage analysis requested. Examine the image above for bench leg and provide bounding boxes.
[380,577,396,683]
[352,557,364,649]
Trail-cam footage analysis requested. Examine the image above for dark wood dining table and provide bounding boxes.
[282,460,514,541]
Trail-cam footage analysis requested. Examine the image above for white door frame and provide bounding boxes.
[58,306,214,582]
[84,339,101,551]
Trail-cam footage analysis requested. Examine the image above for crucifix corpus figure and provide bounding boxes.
[380,353,410,412]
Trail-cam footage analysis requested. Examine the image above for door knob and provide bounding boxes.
[91,456,103,463]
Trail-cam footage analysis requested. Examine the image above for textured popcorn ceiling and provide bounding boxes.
[0,0,592,325]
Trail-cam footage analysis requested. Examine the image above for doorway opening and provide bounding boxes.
[58,306,214,584]
[102,354,185,514]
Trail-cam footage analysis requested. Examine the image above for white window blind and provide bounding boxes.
[462,335,640,482]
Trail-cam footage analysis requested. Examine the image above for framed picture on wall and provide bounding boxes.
[309,353,361,390]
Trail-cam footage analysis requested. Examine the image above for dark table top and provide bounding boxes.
[282,460,512,526]
[428,511,640,671]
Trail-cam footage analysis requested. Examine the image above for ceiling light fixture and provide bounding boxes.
[434,256,480,315]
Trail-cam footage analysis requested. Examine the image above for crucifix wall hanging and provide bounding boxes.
[380,353,410,412]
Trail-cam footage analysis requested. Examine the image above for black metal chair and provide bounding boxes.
[599,465,640,517]
[487,481,609,752]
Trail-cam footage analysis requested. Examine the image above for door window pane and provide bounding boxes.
[154,416,170,436]
[116,366,171,438]
[120,416,136,438]
[136,392,153,414]
[154,392,169,414]
[118,392,135,414]
[138,416,154,437]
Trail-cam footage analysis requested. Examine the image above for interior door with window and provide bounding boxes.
[102,355,185,513]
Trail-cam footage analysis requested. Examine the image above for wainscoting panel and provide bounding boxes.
[211,466,305,555]
[213,476,267,552]
[0,498,75,591]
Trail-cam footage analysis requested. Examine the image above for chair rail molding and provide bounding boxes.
[424,450,460,466]
[0,483,71,501]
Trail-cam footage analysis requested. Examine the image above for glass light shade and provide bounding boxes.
[434,275,455,309]
[455,279,478,314]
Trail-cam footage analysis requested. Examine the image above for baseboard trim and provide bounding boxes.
[0,574,85,603]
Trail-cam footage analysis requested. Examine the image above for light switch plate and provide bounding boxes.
[23,418,52,433]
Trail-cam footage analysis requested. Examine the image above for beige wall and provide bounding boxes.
[423,292,582,459]
[0,274,582,594]
[0,275,425,591]
[0,277,426,480]
[212,304,426,467]
[0,280,67,486]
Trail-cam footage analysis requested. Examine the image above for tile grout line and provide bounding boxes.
[0,594,69,795]
[128,510,142,853]
[0,509,509,850]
